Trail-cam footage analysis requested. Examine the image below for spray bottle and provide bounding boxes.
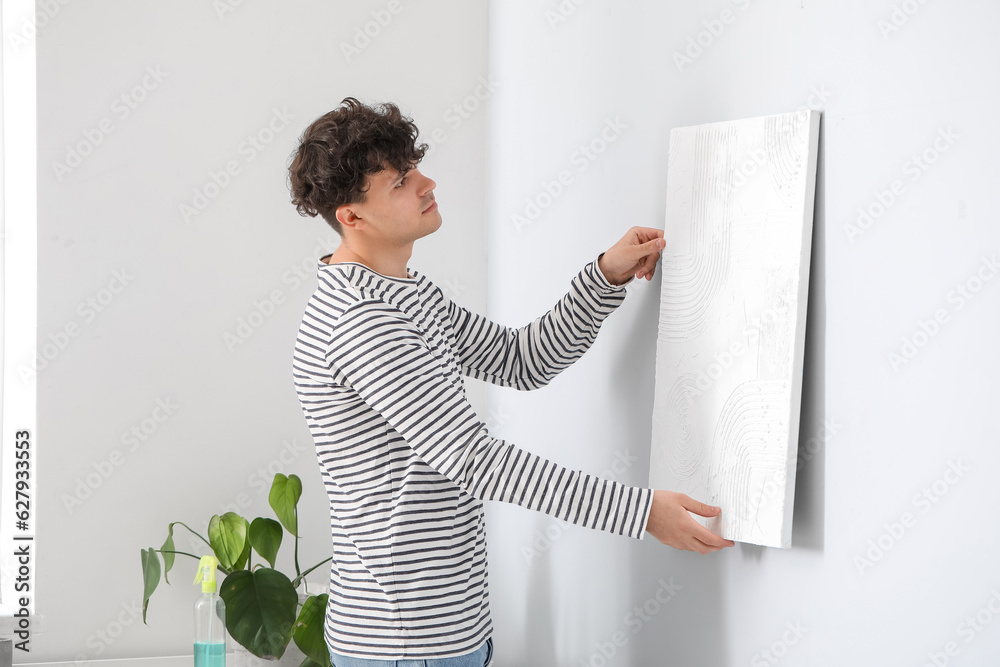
[193,555,226,667]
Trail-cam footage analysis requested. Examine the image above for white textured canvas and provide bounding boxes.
[648,110,820,549]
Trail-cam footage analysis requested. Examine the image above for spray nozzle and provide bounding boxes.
[193,555,220,594]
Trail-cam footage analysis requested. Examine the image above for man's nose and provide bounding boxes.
[417,169,436,194]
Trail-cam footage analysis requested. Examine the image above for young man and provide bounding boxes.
[288,97,733,666]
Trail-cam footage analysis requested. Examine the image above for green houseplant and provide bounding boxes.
[140,473,332,667]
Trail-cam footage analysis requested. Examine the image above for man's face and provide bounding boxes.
[340,164,441,246]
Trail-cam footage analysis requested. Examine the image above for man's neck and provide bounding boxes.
[326,240,413,279]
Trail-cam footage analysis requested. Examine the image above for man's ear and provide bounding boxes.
[335,204,362,231]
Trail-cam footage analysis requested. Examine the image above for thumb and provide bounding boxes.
[636,237,665,256]
[682,495,721,518]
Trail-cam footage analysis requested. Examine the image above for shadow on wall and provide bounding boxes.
[791,121,827,553]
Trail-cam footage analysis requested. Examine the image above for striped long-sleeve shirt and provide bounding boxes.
[291,254,655,660]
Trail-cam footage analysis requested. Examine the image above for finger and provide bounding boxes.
[645,237,666,253]
[631,226,664,242]
[625,229,663,251]
[625,238,665,266]
[681,495,721,518]
[642,255,659,281]
[691,522,734,549]
[691,536,726,554]
[636,262,653,282]
[624,240,663,281]
[685,517,718,544]
[638,248,661,276]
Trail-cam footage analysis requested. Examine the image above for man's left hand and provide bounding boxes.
[598,226,666,286]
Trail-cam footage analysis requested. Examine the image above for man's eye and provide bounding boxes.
[395,177,407,188]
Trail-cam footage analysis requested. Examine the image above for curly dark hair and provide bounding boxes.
[287,97,428,234]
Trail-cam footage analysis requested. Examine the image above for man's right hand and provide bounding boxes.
[644,490,736,553]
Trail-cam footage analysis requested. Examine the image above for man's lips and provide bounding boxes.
[423,200,438,213]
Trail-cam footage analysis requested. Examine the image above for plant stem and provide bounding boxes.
[173,521,213,550]
[294,507,301,578]
[292,556,332,589]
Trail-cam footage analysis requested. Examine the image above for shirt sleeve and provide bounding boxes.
[444,256,629,390]
[325,295,654,540]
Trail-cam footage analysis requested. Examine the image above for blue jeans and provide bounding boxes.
[328,638,493,667]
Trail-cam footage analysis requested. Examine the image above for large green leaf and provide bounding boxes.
[161,524,176,584]
[269,474,302,536]
[220,568,298,659]
[208,513,248,571]
[140,547,160,624]
[249,517,283,569]
[293,594,330,667]
[234,517,252,570]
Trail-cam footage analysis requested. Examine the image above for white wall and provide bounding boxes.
[29,1,487,661]
[486,1,1000,665]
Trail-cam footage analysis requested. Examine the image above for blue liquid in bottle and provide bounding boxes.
[194,556,226,667]
[194,641,226,667]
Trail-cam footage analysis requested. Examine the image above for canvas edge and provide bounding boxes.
[777,109,823,549]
